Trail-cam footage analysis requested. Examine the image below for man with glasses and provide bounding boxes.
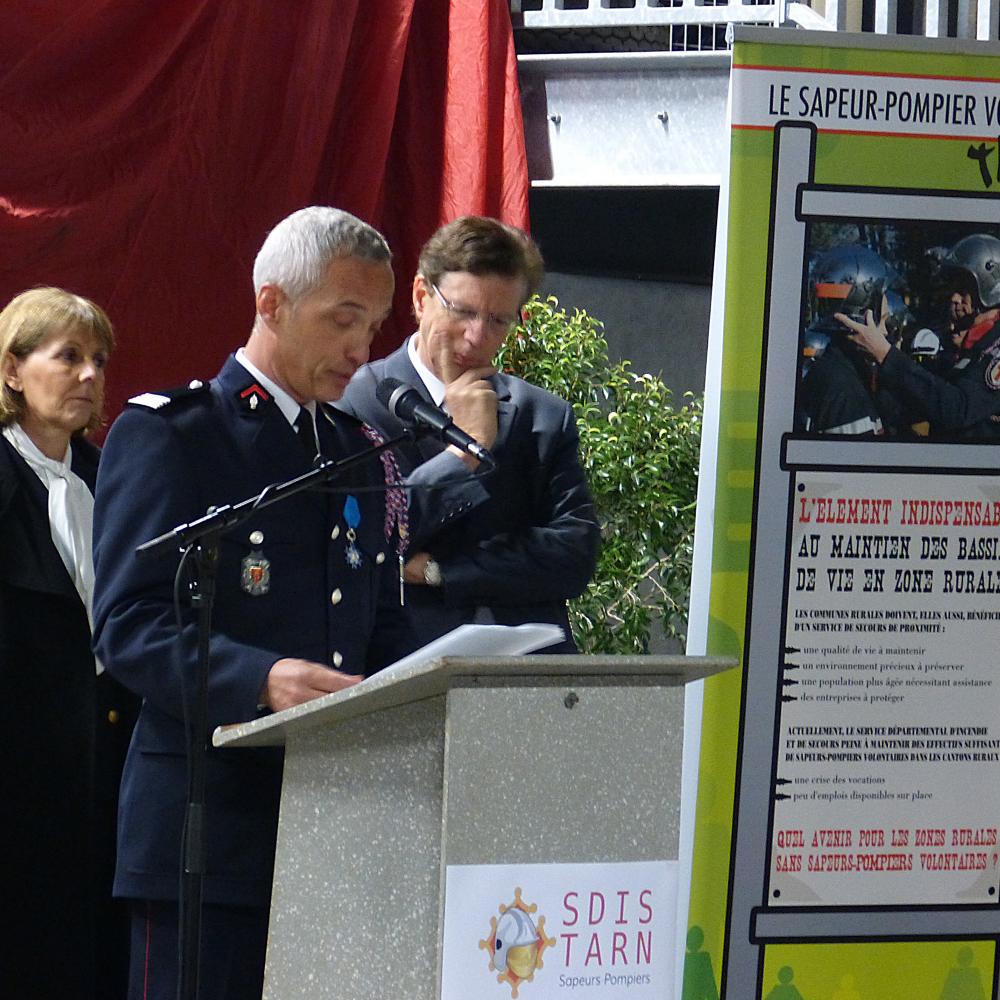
[339,215,600,653]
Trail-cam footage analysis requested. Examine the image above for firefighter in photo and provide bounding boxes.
[842,233,1000,441]
[798,244,892,436]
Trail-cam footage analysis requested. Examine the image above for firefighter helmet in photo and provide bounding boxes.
[882,289,913,343]
[808,244,890,334]
[939,233,1000,310]
[909,327,942,366]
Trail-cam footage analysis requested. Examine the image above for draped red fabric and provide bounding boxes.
[0,0,529,423]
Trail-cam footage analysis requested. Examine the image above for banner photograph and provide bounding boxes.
[687,27,1000,1000]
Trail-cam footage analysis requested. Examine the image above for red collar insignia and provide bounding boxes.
[238,383,270,412]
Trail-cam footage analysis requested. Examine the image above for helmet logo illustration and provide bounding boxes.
[479,887,556,997]
[985,356,1000,391]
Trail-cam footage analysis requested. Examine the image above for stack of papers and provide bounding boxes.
[374,623,565,681]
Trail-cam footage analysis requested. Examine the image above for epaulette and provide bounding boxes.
[127,379,211,411]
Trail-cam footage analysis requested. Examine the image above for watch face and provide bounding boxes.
[424,559,442,586]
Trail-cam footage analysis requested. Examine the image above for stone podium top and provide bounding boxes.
[213,653,736,749]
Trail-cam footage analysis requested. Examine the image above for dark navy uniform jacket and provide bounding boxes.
[801,342,884,436]
[337,338,600,656]
[880,314,1000,439]
[92,355,407,907]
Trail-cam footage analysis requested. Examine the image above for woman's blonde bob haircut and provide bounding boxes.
[0,286,115,434]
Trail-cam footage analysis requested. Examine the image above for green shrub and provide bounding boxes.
[499,295,702,654]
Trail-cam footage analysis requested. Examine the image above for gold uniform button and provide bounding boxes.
[107,710,120,725]
[330,588,342,605]
[332,651,344,668]
[375,552,386,564]
[331,525,340,540]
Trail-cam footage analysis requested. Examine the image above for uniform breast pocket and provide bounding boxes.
[221,530,296,600]
[217,513,328,645]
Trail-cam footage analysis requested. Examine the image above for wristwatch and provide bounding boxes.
[423,558,443,587]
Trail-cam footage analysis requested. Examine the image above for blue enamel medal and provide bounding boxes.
[343,495,362,569]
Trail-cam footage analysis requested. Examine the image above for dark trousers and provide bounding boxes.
[128,899,268,1000]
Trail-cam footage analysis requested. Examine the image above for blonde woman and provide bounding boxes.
[0,287,134,998]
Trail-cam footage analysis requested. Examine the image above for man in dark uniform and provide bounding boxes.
[798,245,890,436]
[842,233,1000,440]
[92,207,406,1000]
[338,216,599,654]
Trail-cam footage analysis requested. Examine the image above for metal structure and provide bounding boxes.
[510,0,995,38]
[510,0,999,186]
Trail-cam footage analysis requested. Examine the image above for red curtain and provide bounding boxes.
[0,0,529,423]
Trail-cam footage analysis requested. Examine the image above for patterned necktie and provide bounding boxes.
[295,407,318,459]
[359,423,410,603]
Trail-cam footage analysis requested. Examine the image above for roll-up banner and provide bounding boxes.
[686,27,1000,1000]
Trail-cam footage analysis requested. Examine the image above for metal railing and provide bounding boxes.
[510,0,1000,40]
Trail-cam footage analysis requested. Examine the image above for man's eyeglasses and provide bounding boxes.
[430,282,518,336]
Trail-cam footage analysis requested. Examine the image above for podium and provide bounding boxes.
[214,653,734,999]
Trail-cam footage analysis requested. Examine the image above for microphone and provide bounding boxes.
[375,377,497,468]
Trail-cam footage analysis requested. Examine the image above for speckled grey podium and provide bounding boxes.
[214,654,734,1000]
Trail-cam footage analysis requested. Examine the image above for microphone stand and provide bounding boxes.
[135,431,412,1000]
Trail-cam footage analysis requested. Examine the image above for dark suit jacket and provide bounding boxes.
[93,356,405,907]
[0,433,136,996]
[338,339,600,654]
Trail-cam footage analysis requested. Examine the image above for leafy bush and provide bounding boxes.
[498,295,703,654]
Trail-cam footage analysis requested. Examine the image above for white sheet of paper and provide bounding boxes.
[372,622,565,681]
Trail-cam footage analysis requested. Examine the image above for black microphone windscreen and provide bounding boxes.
[376,377,424,423]
[375,376,404,409]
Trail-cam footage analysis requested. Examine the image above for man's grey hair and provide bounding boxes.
[253,206,392,300]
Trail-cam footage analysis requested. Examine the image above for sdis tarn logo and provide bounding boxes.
[479,887,556,997]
